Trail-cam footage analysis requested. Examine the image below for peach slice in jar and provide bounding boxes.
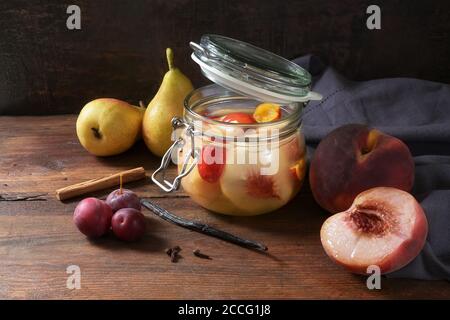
[281,133,306,179]
[253,103,282,123]
[290,157,307,181]
[320,187,428,275]
[280,133,306,188]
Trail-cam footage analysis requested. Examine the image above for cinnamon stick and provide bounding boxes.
[55,167,146,201]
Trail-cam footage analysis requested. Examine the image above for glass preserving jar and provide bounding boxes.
[152,35,321,216]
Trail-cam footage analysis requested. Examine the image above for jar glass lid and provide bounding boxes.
[190,34,322,104]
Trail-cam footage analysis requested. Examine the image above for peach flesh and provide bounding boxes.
[320,187,428,274]
[310,124,415,213]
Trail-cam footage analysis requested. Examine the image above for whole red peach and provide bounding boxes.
[310,124,414,213]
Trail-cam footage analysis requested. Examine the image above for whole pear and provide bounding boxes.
[76,98,145,156]
[142,48,194,157]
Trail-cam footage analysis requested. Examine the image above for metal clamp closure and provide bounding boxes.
[151,117,199,192]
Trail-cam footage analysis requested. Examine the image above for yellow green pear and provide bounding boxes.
[143,48,194,157]
[76,98,145,156]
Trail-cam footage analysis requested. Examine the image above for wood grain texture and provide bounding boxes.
[1,0,450,115]
[0,115,450,299]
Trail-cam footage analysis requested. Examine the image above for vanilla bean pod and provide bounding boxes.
[141,199,268,252]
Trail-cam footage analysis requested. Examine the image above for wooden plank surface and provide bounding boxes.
[0,115,449,299]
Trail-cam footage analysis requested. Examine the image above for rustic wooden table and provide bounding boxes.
[1,115,449,299]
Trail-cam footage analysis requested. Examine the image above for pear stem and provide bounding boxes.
[119,174,123,195]
[166,48,174,70]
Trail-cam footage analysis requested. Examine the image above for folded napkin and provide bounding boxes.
[294,55,450,280]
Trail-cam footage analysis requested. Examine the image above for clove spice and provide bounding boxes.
[193,249,212,260]
[166,246,182,263]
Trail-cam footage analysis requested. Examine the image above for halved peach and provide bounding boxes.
[219,144,297,215]
[320,187,428,274]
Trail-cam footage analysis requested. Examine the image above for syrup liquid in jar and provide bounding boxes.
[177,85,306,216]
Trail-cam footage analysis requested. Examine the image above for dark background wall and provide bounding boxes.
[0,0,449,115]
